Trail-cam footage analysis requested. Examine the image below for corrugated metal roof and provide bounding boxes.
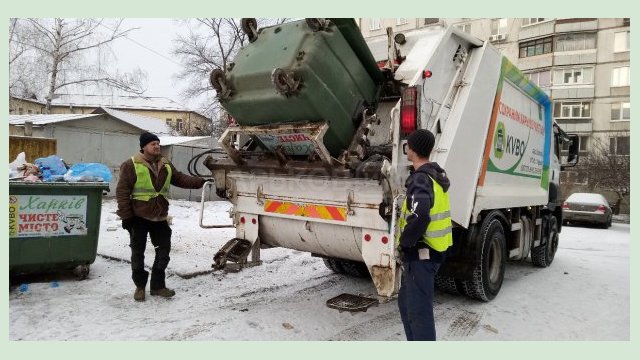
[9,109,172,135]
[51,93,187,111]
[8,113,102,125]
[158,136,210,146]
[95,107,173,135]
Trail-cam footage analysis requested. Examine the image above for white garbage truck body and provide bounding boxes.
[203,24,578,301]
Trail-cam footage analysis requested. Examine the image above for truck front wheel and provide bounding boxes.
[460,214,507,302]
[532,216,559,267]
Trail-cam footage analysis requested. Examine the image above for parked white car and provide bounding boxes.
[562,193,613,228]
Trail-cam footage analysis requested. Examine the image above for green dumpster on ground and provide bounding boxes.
[9,182,109,278]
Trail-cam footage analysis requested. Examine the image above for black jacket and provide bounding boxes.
[399,162,450,262]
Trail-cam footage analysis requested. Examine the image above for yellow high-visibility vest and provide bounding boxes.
[131,157,172,201]
[395,176,453,252]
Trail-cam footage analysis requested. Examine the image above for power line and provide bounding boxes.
[98,21,182,67]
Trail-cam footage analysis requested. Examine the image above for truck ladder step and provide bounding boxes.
[212,238,253,270]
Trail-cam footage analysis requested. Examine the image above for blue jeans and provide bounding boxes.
[398,259,440,341]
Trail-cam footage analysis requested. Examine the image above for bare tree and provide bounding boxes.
[9,18,48,98]
[10,18,148,112]
[583,134,630,213]
[172,18,288,137]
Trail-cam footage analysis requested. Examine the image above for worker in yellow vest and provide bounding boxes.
[116,132,205,302]
[396,129,453,341]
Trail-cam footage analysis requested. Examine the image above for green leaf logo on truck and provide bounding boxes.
[494,122,506,159]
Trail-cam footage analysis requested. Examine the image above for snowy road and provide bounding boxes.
[9,199,630,340]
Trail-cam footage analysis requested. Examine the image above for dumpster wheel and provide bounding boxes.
[73,264,90,280]
[241,18,258,43]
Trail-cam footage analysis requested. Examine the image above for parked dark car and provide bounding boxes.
[562,193,613,228]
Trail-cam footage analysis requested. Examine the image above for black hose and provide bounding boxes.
[187,149,223,177]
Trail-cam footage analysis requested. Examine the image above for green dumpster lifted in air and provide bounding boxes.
[210,18,385,158]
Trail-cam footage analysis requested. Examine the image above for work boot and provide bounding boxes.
[134,287,145,302]
[150,288,176,298]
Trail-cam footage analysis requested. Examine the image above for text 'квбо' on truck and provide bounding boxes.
[199,18,580,302]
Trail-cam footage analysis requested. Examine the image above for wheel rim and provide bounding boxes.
[488,235,502,283]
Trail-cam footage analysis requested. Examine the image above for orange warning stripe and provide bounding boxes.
[264,200,347,221]
[478,92,503,187]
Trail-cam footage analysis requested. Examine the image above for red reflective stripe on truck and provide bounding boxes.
[265,200,282,213]
[263,200,347,221]
[325,206,346,221]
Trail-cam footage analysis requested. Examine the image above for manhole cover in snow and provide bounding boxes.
[326,293,379,312]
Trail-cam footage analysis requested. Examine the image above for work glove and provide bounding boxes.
[122,216,138,231]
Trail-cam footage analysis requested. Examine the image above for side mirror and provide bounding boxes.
[561,134,580,170]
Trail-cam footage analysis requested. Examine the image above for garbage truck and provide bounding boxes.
[200,18,580,304]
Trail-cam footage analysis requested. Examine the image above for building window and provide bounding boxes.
[519,37,553,58]
[424,18,440,26]
[522,18,546,26]
[555,33,596,52]
[552,67,594,85]
[611,102,630,121]
[491,18,508,35]
[396,18,408,26]
[176,119,183,131]
[455,23,471,33]
[579,135,589,152]
[166,118,172,126]
[554,101,591,119]
[27,109,33,114]
[561,135,589,152]
[614,31,630,52]
[370,19,381,31]
[526,69,551,87]
[611,66,630,87]
[610,136,630,155]
[18,107,24,115]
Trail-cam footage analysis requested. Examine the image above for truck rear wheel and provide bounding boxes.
[435,273,460,295]
[460,213,506,302]
[322,257,369,278]
[532,216,559,267]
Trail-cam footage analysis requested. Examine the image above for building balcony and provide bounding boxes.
[518,20,555,41]
[555,18,598,33]
[554,49,597,66]
[551,85,595,99]
[555,118,593,133]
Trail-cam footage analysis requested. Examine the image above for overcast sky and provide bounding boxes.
[110,19,195,107]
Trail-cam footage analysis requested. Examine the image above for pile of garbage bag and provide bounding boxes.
[9,152,112,183]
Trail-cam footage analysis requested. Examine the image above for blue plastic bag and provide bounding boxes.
[34,155,68,182]
[63,163,112,182]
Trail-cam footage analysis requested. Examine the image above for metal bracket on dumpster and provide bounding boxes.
[212,238,261,271]
[339,109,378,167]
[218,121,333,166]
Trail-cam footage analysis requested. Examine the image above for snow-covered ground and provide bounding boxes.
[9,199,630,340]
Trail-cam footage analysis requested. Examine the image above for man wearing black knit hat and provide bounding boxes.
[396,129,453,341]
[116,132,206,301]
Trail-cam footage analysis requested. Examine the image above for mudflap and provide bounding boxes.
[370,265,395,296]
[326,293,379,313]
[212,238,255,271]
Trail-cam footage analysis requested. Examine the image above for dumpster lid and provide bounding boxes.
[9,181,110,190]
[329,18,385,84]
